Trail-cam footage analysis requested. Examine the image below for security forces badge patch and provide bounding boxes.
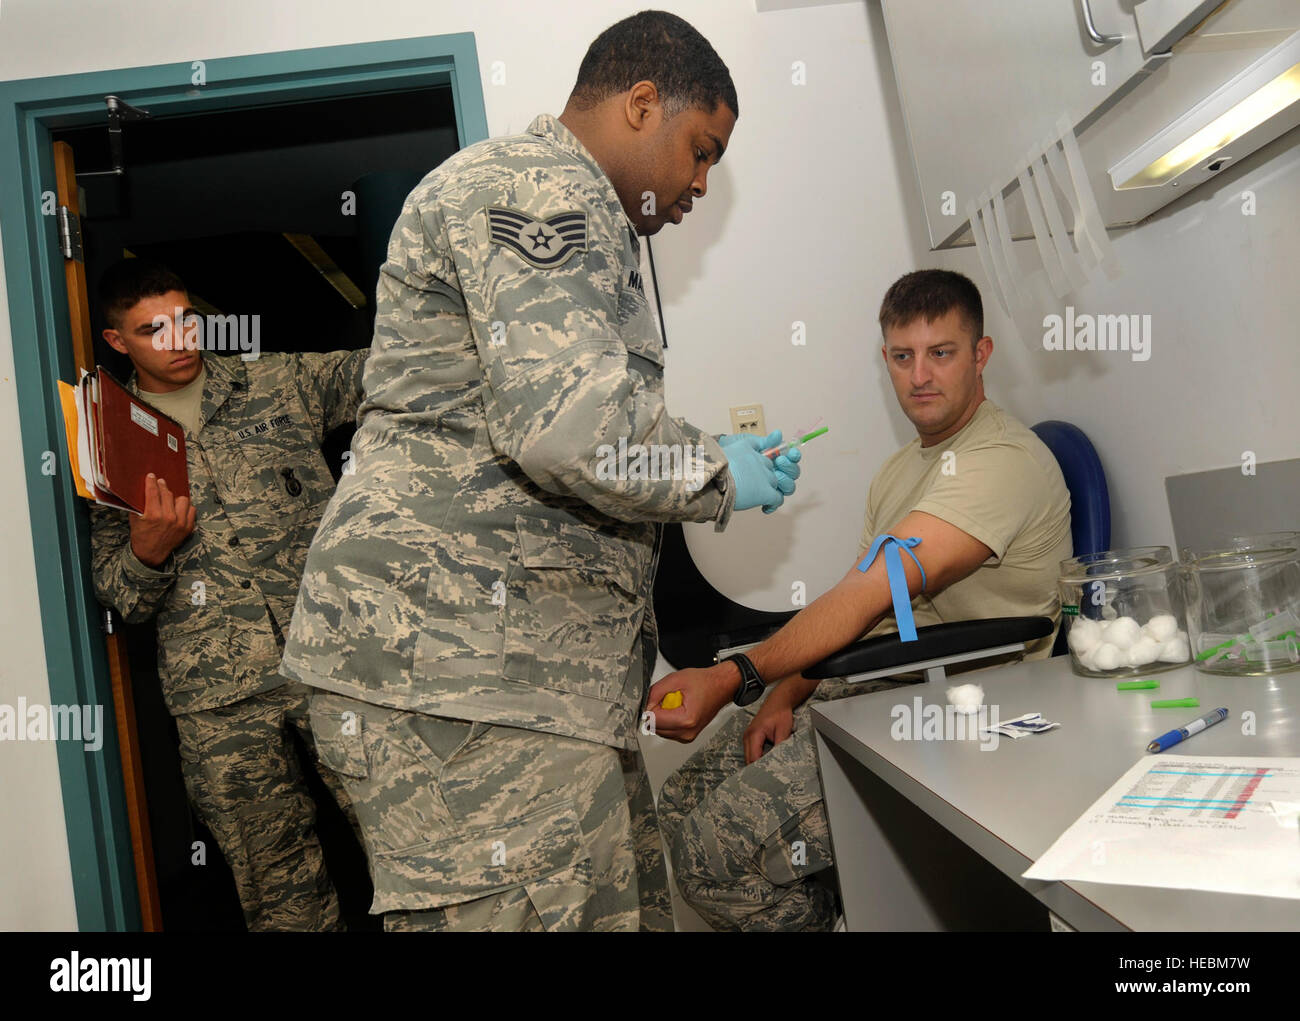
[487,206,588,269]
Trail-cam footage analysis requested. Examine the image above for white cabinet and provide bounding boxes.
[1134,0,1226,54]
[879,0,1237,249]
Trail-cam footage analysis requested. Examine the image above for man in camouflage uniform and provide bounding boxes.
[649,270,1072,930]
[90,258,368,930]
[280,11,801,931]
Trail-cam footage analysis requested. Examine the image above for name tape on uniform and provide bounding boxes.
[236,413,292,441]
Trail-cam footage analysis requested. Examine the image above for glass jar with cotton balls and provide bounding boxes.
[1058,547,1190,678]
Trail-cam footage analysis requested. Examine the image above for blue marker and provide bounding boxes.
[1146,707,1229,753]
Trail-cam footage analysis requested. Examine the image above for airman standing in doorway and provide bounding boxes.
[90,258,368,930]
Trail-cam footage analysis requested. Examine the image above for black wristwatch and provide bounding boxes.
[723,653,766,707]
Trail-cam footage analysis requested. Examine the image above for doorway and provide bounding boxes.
[0,34,488,930]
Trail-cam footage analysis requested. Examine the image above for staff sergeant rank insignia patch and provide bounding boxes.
[487,206,588,269]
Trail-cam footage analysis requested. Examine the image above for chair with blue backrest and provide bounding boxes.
[654,420,1111,680]
[1030,420,1111,656]
[1030,421,1110,558]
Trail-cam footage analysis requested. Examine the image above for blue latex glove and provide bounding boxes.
[773,445,801,486]
[724,434,784,512]
[763,445,802,513]
[718,431,766,455]
[761,446,800,513]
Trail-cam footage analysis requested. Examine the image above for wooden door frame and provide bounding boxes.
[0,33,488,931]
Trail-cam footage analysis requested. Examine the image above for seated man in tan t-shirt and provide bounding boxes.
[649,269,1072,931]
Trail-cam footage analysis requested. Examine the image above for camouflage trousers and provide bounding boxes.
[309,691,672,931]
[658,677,906,932]
[174,680,358,931]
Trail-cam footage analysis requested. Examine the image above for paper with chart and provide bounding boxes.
[1023,755,1300,899]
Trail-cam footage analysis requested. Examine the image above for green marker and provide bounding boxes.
[1151,697,1199,709]
[1117,680,1159,690]
[764,426,829,459]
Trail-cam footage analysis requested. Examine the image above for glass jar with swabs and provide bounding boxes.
[1181,545,1300,676]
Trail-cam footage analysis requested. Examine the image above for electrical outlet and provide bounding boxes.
[729,404,766,436]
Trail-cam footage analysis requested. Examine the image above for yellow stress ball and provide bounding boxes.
[661,691,683,710]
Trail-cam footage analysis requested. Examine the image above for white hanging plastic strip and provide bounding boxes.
[1032,147,1090,293]
[1040,132,1097,275]
[990,186,1023,305]
[965,199,1007,316]
[981,194,1019,315]
[1057,113,1120,279]
[1019,157,1069,297]
[974,192,1016,317]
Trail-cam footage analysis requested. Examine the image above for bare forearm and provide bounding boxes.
[649,512,993,743]
[746,570,893,685]
[769,672,821,709]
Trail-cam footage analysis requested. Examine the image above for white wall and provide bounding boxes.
[0,257,79,929]
[2,0,1296,930]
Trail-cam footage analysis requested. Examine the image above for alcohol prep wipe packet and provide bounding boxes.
[980,713,1061,740]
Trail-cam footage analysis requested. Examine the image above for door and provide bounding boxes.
[53,138,163,932]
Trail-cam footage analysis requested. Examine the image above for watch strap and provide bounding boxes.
[724,653,765,706]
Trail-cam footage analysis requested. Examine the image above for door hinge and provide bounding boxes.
[58,205,84,262]
[101,607,115,635]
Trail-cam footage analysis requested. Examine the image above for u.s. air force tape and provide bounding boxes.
[486,206,588,269]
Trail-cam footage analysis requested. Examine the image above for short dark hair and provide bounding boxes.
[878,269,983,345]
[569,10,738,119]
[99,258,188,330]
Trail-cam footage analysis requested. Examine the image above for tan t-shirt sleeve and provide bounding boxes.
[911,443,1045,561]
[858,472,880,560]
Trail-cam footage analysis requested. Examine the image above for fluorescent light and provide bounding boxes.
[1111,30,1300,190]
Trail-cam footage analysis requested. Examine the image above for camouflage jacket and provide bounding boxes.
[90,349,367,715]
[280,113,736,750]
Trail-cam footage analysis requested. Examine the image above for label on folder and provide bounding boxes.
[130,402,159,436]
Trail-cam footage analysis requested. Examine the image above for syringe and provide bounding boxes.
[764,425,828,459]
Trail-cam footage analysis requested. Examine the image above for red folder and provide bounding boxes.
[60,367,189,514]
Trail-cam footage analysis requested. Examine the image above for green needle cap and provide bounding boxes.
[1151,697,1199,708]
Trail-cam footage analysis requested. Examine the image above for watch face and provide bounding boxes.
[735,679,764,706]
[727,655,764,706]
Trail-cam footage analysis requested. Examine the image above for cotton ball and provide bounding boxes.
[946,683,984,715]
[1067,618,1101,655]
[1075,645,1099,671]
[1158,635,1190,663]
[1143,614,1179,644]
[1093,643,1124,671]
[1102,617,1141,652]
[1127,636,1162,667]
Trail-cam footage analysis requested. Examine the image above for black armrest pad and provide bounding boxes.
[803,616,1054,680]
